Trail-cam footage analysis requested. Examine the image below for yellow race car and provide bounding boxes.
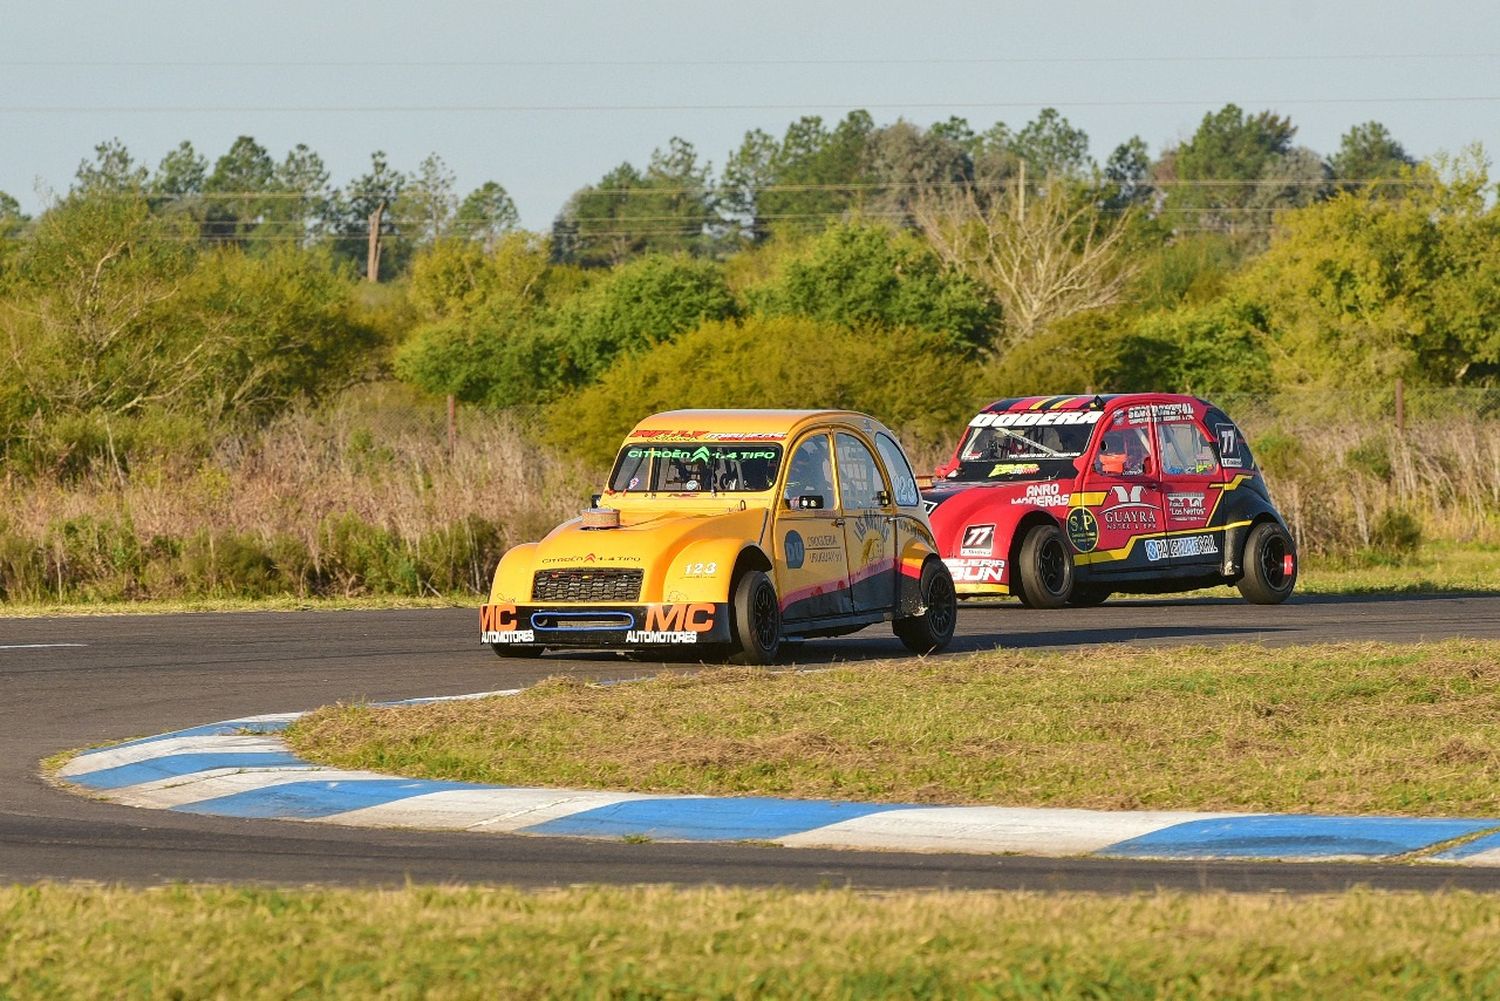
[480,409,957,663]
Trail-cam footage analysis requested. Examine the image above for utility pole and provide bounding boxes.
[1017,160,1026,219]
[366,199,386,282]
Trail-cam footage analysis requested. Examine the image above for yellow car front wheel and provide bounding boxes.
[730,569,781,666]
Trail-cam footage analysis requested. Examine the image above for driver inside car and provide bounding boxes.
[784,440,832,506]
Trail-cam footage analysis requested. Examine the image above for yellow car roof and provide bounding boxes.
[624,409,883,441]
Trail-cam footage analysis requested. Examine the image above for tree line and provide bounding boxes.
[1,103,1496,478]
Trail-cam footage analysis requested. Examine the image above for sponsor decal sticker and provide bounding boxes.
[625,603,715,644]
[1143,534,1221,562]
[1215,423,1244,468]
[784,530,805,569]
[486,629,537,643]
[852,512,891,543]
[959,524,996,557]
[1125,402,1195,424]
[969,410,1104,428]
[631,431,786,442]
[1066,508,1099,552]
[943,557,1005,583]
[625,446,778,462]
[540,553,642,565]
[988,462,1042,477]
[1167,492,1207,521]
[480,603,534,644]
[1010,482,1070,508]
[1101,484,1161,531]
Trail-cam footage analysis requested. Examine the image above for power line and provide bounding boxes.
[4,53,1498,69]
[65,178,1438,203]
[5,96,1500,113]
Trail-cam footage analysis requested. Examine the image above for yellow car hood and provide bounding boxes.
[531,506,769,568]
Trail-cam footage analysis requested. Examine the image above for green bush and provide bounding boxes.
[181,531,279,597]
[45,515,146,601]
[393,316,564,408]
[748,223,997,351]
[546,315,982,467]
[1371,508,1423,556]
[551,253,740,383]
[317,513,422,595]
[1347,437,1394,482]
[416,515,506,594]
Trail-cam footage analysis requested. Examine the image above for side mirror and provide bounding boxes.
[796,494,825,510]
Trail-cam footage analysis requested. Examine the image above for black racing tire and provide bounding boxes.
[1238,521,1298,604]
[1067,586,1111,607]
[491,643,544,659]
[1016,523,1074,609]
[894,559,958,654]
[730,569,781,665]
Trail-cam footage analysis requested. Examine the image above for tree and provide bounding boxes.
[0,191,29,272]
[203,136,275,245]
[749,222,995,350]
[264,143,333,245]
[407,231,550,323]
[397,231,565,407]
[151,141,207,199]
[554,138,715,266]
[1159,104,1328,242]
[0,192,198,467]
[73,139,148,194]
[548,316,978,467]
[1102,136,1152,211]
[1329,122,1416,190]
[175,246,376,423]
[1011,108,1093,179]
[454,181,519,250]
[335,151,407,279]
[1236,151,1500,389]
[552,253,740,381]
[860,120,973,226]
[718,111,874,244]
[0,190,25,235]
[396,153,458,247]
[915,177,1135,348]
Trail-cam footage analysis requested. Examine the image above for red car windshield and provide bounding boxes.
[945,417,1098,483]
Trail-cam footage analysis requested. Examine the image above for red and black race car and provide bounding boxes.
[924,393,1296,606]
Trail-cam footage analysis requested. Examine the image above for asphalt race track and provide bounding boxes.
[6,592,1500,893]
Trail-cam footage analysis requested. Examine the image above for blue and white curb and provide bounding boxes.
[55,693,1500,865]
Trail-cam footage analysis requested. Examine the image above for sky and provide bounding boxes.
[5,1,1500,229]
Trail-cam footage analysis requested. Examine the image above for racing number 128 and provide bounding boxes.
[683,562,717,577]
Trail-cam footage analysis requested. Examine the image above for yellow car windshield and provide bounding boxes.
[608,443,783,493]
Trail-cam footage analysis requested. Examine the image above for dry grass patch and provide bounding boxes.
[5,884,1500,999]
[288,640,1500,816]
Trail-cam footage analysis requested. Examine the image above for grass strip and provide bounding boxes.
[0,594,467,617]
[289,640,1500,816]
[4,545,1498,616]
[4,884,1500,1000]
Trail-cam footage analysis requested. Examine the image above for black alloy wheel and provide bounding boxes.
[1238,521,1298,604]
[894,558,958,654]
[731,569,782,665]
[1017,523,1074,609]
